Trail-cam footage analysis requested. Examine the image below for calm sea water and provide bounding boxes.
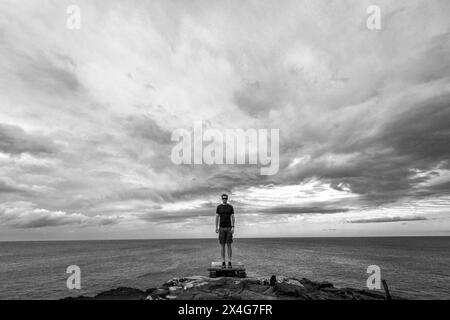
[0,237,449,300]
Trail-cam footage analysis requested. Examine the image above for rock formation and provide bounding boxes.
[65,275,398,300]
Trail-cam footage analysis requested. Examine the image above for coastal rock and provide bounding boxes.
[94,287,147,300]
[318,281,334,289]
[241,289,279,300]
[269,275,277,286]
[65,275,401,300]
[152,288,169,298]
[284,278,306,288]
[193,293,222,300]
[274,282,306,297]
[183,282,194,289]
[299,278,333,290]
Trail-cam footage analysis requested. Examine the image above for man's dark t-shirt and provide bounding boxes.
[216,204,234,227]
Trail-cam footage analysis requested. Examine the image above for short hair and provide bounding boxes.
[221,194,228,198]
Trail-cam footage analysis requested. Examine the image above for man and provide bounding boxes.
[215,194,235,268]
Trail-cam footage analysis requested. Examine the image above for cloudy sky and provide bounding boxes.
[0,0,449,240]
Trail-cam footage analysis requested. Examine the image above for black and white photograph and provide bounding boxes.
[0,0,449,310]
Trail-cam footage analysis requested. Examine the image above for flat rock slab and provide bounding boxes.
[208,261,246,278]
[209,261,245,271]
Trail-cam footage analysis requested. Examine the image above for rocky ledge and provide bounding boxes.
[65,275,398,300]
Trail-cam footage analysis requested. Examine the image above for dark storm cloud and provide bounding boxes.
[155,93,448,208]
[347,94,450,201]
[347,216,427,224]
[0,179,23,193]
[281,91,450,206]
[425,181,450,195]
[0,123,57,155]
[379,96,450,161]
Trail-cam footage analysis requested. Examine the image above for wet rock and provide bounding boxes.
[163,278,180,287]
[65,275,400,300]
[318,281,334,289]
[284,278,305,288]
[63,295,94,300]
[194,293,221,300]
[239,289,277,300]
[183,282,194,289]
[153,288,169,297]
[175,292,197,299]
[239,279,266,292]
[299,278,317,289]
[299,278,333,291]
[274,282,306,297]
[94,287,147,300]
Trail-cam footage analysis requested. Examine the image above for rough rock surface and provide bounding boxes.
[64,275,397,300]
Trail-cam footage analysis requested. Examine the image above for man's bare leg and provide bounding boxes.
[221,244,226,262]
[227,243,232,262]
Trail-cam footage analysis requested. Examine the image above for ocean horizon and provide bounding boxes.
[1,236,449,300]
[1,234,447,242]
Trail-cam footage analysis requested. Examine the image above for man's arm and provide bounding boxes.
[231,213,235,234]
[215,213,219,233]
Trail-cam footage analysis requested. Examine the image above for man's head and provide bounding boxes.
[221,194,228,204]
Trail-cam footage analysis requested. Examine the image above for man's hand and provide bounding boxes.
[231,227,234,234]
[215,228,219,233]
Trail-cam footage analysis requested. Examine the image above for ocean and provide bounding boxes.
[0,237,449,300]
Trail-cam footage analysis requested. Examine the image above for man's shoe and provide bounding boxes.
[222,261,226,268]
[228,262,232,268]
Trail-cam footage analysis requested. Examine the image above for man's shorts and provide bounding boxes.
[219,227,233,244]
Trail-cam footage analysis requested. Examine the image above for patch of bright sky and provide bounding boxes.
[232,178,358,208]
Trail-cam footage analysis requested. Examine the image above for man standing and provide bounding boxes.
[215,194,235,268]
